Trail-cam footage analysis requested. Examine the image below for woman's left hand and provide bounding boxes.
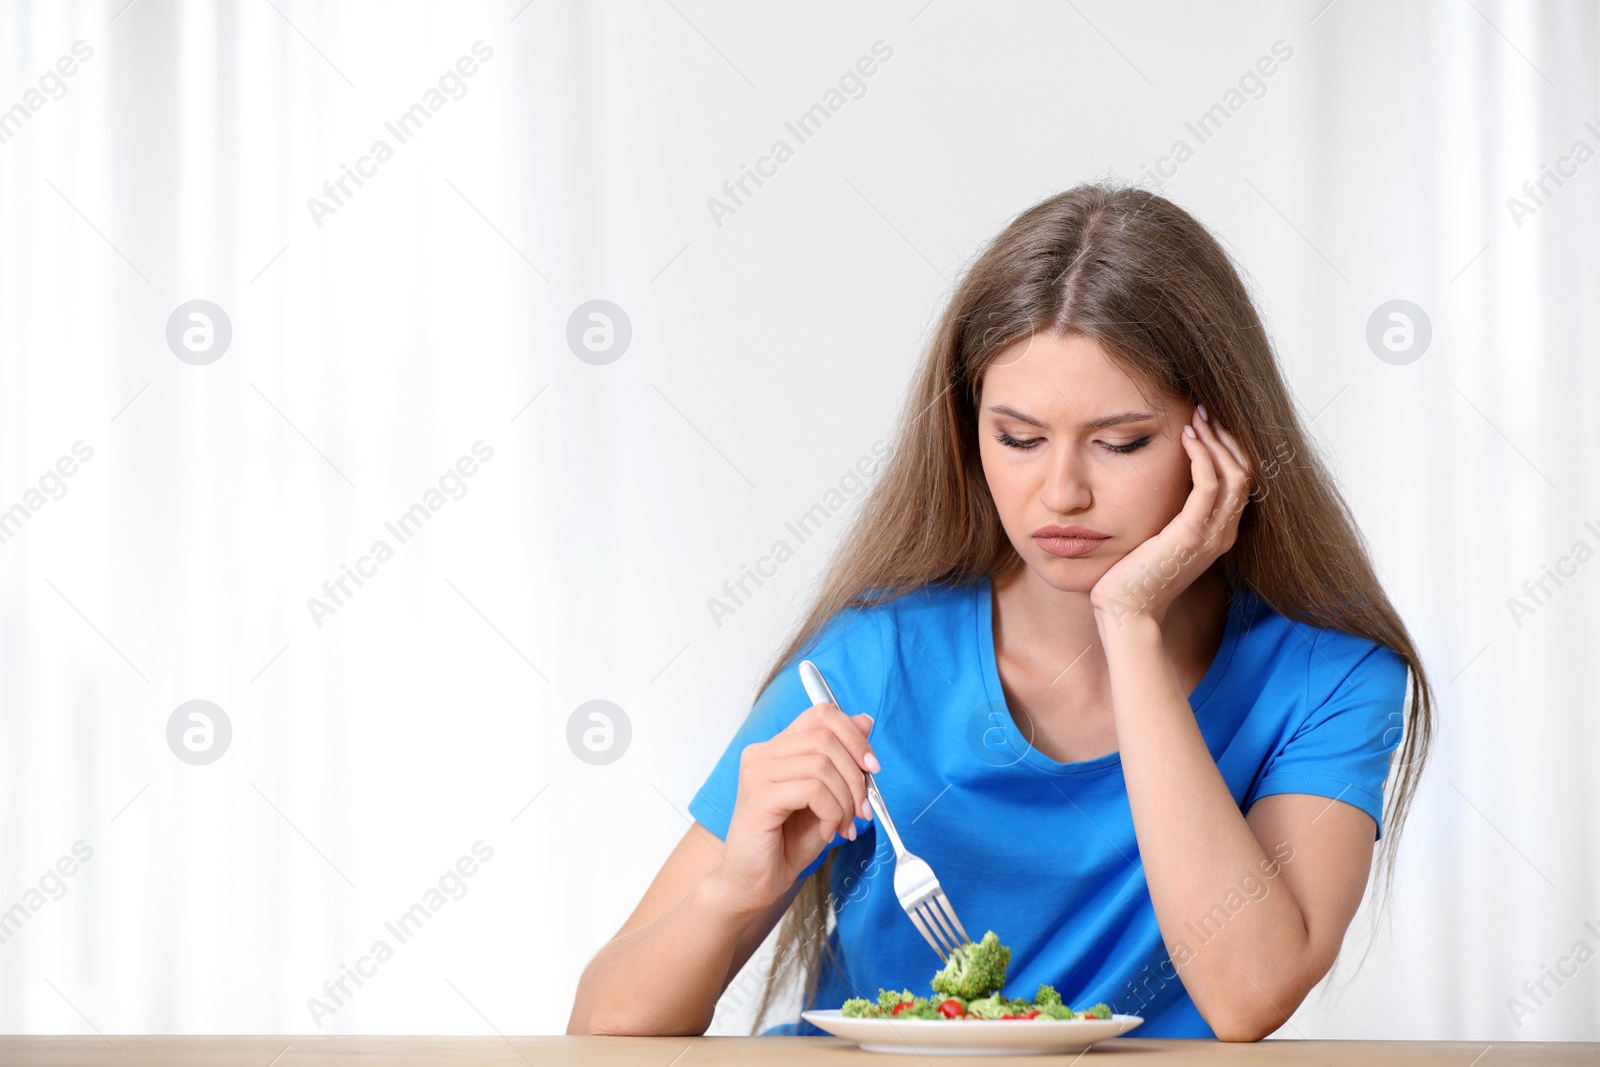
[1089,404,1252,629]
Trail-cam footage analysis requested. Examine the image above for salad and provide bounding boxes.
[840,930,1113,1021]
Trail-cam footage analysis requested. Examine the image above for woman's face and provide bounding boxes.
[977,331,1197,593]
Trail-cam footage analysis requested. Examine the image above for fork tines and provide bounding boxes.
[910,891,972,962]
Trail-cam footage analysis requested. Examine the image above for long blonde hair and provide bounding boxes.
[741,180,1435,1034]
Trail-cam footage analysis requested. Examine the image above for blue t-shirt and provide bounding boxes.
[688,574,1409,1038]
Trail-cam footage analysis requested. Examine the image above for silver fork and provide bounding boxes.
[798,659,974,963]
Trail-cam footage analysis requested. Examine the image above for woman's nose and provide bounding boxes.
[1040,447,1092,513]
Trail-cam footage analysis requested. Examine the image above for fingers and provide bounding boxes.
[1202,410,1249,469]
[753,700,882,843]
[806,702,880,772]
[802,701,881,793]
[764,735,864,844]
[1177,419,1223,534]
[765,779,849,847]
[768,728,869,838]
[1194,406,1249,479]
[1190,405,1252,543]
[825,707,881,818]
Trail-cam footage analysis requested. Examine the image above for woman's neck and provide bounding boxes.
[993,562,1231,694]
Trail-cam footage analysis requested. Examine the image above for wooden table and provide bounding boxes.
[0,1037,1592,1065]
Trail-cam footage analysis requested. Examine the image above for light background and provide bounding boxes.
[1,0,1597,1043]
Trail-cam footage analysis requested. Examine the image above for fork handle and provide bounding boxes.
[863,773,909,859]
[798,660,910,859]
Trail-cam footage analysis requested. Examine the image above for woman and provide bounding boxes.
[567,182,1434,1042]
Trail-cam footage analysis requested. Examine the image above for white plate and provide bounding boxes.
[799,1009,1144,1056]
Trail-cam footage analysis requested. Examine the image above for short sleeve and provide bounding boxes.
[687,603,889,882]
[1248,640,1410,841]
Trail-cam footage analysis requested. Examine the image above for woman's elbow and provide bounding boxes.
[1208,996,1295,1042]
[565,1001,595,1036]
[577,1005,710,1037]
[1203,960,1319,1040]
[1211,1016,1278,1042]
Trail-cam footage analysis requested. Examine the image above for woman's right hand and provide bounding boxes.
[708,702,880,916]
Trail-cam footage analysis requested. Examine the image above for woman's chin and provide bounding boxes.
[1024,554,1111,595]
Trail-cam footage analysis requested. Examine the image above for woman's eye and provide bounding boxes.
[993,432,1152,454]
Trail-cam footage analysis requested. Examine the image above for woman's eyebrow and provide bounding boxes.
[986,404,1158,430]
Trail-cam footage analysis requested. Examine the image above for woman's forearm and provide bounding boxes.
[1100,612,1311,1040]
[568,873,762,1036]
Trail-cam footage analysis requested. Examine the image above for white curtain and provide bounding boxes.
[0,0,1594,1042]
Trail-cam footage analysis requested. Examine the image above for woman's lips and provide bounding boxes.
[1033,534,1108,558]
[1032,525,1110,558]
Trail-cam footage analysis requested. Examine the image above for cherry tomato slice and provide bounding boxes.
[937,999,964,1018]
[890,1001,912,1015]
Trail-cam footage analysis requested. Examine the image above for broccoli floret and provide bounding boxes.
[929,930,1012,1000]
[1009,996,1036,1014]
[962,993,1010,1019]
[877,988,916,1009]
[1033,984,1062,1007]
[1036,1003,1076,1020]
[1083,1002,1112,1020]
[852,989,942,1019]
